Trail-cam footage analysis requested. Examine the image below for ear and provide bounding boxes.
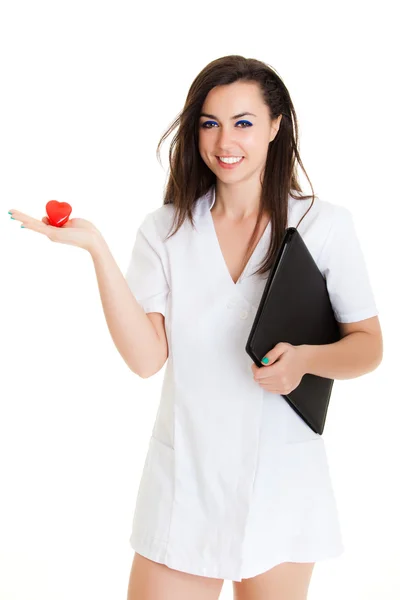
[270,113,283,142]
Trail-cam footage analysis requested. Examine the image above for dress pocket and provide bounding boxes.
[131,435,175,543]
[284,401,321,444]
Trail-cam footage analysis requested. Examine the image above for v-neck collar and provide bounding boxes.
[206,185,272,288]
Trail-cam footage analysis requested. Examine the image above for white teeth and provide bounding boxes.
[218,156,243,164]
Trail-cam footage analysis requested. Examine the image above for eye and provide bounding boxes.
[200,120,253,129]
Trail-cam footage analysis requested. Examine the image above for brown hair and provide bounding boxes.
[156,54,315,278]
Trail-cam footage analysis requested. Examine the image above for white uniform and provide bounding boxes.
[124,185,379,582]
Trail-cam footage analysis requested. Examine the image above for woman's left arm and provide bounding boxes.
[298,315,383,380]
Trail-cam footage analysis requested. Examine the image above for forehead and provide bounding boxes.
[203,81,263,106]
[201,81,268,117]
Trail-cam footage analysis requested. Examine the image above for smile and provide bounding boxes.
[217,156,244,169]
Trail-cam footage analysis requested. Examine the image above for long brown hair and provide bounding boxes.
[156,55,315,278]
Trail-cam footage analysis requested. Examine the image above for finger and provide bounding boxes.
[255,368,274,381]
[255,377,273,386]
[10,210,53,230]
[17,216,53,235]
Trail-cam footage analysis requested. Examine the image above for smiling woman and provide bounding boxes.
[8,52,381,600]
[120,54,383,600]
[197,87,282,218]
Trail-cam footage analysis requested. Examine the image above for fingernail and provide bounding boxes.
[10,217,15,220]
[261,357,269,364]
[8,211,12,215]
[21,225,25,228]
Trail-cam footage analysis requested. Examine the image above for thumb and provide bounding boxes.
[261,344,285,366]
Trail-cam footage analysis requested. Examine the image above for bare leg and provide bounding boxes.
[233,561,315,600]
[126,552,225,600]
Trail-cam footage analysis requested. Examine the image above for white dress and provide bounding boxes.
[124,185,379,582]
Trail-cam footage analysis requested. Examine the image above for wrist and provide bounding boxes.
[88,231,107,258]
[297,344,311,376]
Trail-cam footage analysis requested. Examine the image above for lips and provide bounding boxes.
[216,156,245,169]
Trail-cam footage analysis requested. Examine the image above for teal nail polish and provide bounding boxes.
[10,217,15,220]
[8,211,12,215]
[21,225,25,228]
[261,357,269,364]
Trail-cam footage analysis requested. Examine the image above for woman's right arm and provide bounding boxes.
[8,208,166,377]
[90,234,167,378]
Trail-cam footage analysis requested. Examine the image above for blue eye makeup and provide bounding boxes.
[200,120,253,129]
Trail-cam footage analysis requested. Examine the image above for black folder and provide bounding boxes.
[245,227,342,435]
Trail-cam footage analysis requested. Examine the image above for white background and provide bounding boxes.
[1,1,398,598]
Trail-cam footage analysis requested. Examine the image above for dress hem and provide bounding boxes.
[129,529,345,583]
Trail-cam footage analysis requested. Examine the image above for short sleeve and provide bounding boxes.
[124,213,170,316]
[318,205,379,323]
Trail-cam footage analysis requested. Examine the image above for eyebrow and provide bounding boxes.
[199,112,257,120]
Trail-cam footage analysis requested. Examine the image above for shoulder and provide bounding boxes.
[313,199,354,242]
[288,195,357,268]
[311,200,359,268]
[138,204,176,242]
[290,194,353,237]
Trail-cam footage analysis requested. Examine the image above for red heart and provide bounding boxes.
[46,200,72,227]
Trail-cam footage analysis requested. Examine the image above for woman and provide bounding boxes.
[9,55,383,600]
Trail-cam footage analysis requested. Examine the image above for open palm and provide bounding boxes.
[9,209,102,253]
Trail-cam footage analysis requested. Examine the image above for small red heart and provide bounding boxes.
[46,200,72,227]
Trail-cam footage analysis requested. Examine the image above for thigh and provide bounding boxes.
[233,561,315,600]
[127,552,225,600]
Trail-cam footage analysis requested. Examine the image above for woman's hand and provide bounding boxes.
[9,209,103,254]
[251,342,307,395]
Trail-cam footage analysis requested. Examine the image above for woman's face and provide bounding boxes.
[198,80,282,184]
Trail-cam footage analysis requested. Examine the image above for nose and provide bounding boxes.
[216,126,238,151]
